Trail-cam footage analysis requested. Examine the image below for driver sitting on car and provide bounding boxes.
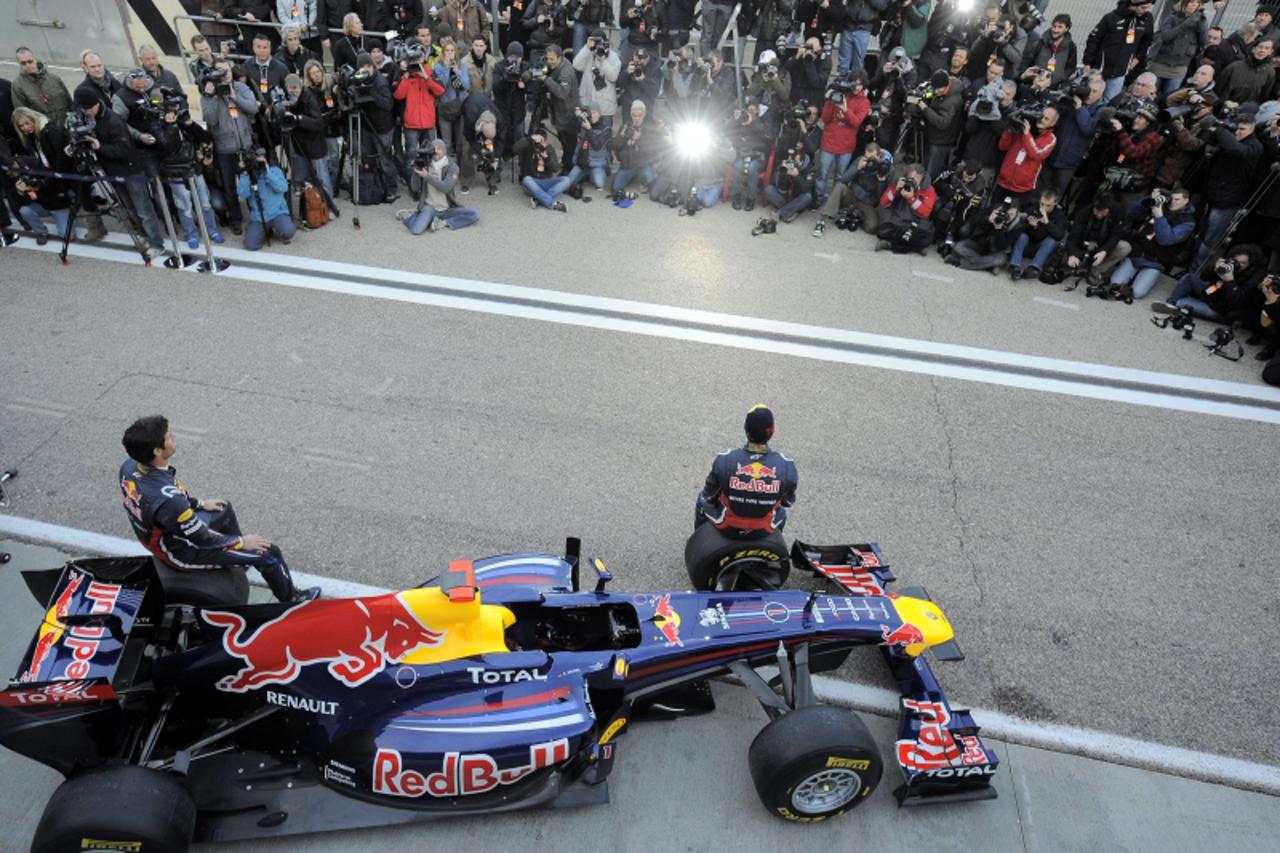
[695,405,798,538]
[118,415,319,603]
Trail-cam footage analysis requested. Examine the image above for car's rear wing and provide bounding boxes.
[0,558,164,774]
[791,541,1000,806]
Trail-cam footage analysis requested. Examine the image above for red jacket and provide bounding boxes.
[819,91,870,155]
[1116,129,1162,178]
[996,128,1056,193]
[394,71,446,130]
[878,182,937,218]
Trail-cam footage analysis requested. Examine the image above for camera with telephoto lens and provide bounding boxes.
[1214,259,1235,278]
[780,149,799,172]
[502,57,523,82]
[992,196,1016,227]
[783,100,808,129]
[907,80,937,106]
[412,149,431,170]
[240,146,268,178]
[1146,190,1168,207]
[200,67,232,96]
[1048,68,1091,105]
[12,156,44,191]
[899,176,917,193]
[827,71,856,102]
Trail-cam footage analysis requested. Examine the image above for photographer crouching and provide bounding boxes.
[155,91,225,248]
[9,108,72,244]
[1108,186,1196,299]
[1006,188,1067,280]
[932,160,990,256]
[875,164,936,254]
[469,110,505,195]
[946,194,1024,273]
[811,142,892,238]
[401,139,480,232]
[1160,243,1266,322]
[235,149,295,250]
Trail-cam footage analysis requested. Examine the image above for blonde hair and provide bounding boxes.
[343,12,361,35]
[302,59,334,95]
[12,106,48,140]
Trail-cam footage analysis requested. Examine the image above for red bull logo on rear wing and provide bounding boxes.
[789,540,896,597]
[15,567,143,686]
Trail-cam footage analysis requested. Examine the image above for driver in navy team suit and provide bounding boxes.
[695,405,798,537]
[118,415,319,603]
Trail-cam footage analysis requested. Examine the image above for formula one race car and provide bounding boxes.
[2,536,997,851]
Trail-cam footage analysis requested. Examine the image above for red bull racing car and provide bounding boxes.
[2,537,997,851]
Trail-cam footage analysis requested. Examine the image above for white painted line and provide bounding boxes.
[1034,297,1081,311]
[0,514,385,600]
[912,271,954,283]
[3,512,1278,797]
[814,252,842,263]
[18,239,1280,423]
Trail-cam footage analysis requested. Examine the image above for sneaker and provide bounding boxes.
[429,217,444,232]
[1007,265,1023,280]
[1151,300,1181,314]
[395,209,411,221]
[383,193,400,204]
[211,232,225,244]
[551,201,568,212]
[732,198,742,210]
[82,225,107,243]
[289,586,322,603]
[187,238,200,250]
[1024,266,1041,280]
[230,222,243,236]
[460,184,470,195]
[874,239,890,252]
[744,200,755,212]
[812,220,826,238]
[144,247,162,260]
[488,186,499,196]
[35,234,49,246]
[2,232,19,246]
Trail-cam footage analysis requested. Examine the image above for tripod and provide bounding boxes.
[346,109,365,229]
[894,114,926,165]
[58,151,150,266]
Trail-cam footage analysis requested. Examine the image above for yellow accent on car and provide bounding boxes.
[397,586,515,665]
[890,596,956,657]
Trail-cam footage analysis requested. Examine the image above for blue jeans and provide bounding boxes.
[764,187,813,221]
[694,183,723,208]
[244,214,296,250]
[816,150,853,202]
[1157,75,1183,100]
[731,157,764,202]
[1193,205,1238,270]
[587,164,608,189]
[612,164,657,192]
[1010,233,1057,269]
[403,128,437,158]
[522,166,583,207]
[1168,271,1223,319]
[405,204,480,233]
[837,29,871,73]
[19,203,71,239]
[1110,259,1162,299]
[1102,75,1125,101]
[168,176,219,244]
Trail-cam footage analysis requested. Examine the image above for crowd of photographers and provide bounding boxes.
[1,0,1280,375]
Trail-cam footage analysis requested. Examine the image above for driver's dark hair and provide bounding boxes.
[122,415,169,464]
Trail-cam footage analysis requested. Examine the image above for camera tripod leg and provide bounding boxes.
[349,112,362,230]
[186,176,229,273]
[153,177,190,269]
[58,197,82,266]
[101,174,153,266]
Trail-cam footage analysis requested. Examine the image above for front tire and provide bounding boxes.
[683,524,789,591]
[748,705,883,822]
[32,764,196,853]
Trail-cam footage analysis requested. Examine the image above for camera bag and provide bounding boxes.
[302,185,329,228]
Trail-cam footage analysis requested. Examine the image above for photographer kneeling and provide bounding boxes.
[1007,188,1067,280]
[761,146,815,225]
[875,164,936,254]
[1108,186,1196,299]
[10,108,72,244]
[811,143,892,237]
[946,195,1023,272]
[401,139,479,233]
[235,150,295,250]
[470,111,505,195]
[1160,243,1265,322]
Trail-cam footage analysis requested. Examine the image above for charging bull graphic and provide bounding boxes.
[881,621,926,648]
[203,593,446,693]
[20,573,84,683]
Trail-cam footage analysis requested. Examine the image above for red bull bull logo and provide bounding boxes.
[120,477,143,521]
[203,593,446,693]
[653,594,683,646]
[881,621,926,648]
[20,572,120,684]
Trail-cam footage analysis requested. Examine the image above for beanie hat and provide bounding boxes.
[929,69,950,90]
[506,40,524,58]
[74,87,100,109]
[591,28,606,42]
[744,405,775,443]
[355,51,373,67]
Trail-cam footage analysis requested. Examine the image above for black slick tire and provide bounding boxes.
[32,764,196,853]
[683,524,789,591]
[748,705,883,822]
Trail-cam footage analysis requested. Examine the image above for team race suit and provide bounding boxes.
[118,459,296,600]
[696,443,798,537]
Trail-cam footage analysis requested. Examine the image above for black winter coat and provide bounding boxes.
[1083,3,1154,78]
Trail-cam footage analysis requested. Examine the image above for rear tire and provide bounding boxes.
[748,705,883,822]
[684,524,789,591]
[32,764,196,853]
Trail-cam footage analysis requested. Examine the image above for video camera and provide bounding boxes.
[64,111,98,155]
[390,37,428,66]
[412,149,432,170]
[992,195,1017,227]
[336,64,378,105]
[157,87,190,123]
[501,56,524,83]
[783,100,808,129]
[906,80,937,108]
[200,67,232,96]
[1008,102,1045,127]
[828,72,857,102]
[1048,69,1091,105]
